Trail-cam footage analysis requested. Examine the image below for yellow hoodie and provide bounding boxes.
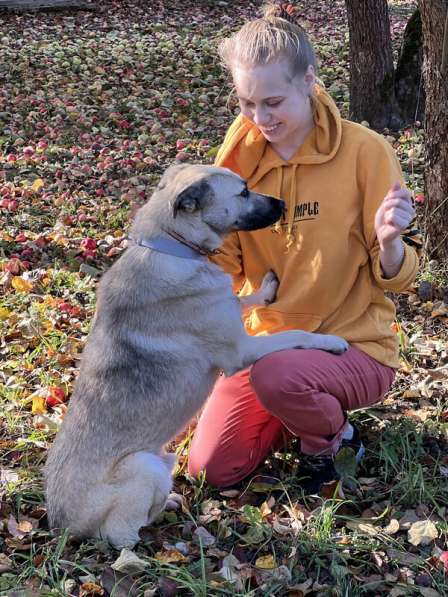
[214,86,418,368]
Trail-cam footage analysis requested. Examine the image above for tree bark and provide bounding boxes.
[418,0,448,261]
[345,0,400,130]
[395,9,425,124]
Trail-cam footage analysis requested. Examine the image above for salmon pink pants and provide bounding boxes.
[188,346,395,487]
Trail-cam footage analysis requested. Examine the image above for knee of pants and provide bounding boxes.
[250,352,304,410]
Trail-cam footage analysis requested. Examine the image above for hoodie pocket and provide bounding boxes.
[247,308,322,335]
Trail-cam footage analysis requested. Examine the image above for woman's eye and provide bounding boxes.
[267,101,281,107]
[240,187,249,198]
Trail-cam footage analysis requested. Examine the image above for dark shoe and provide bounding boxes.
[297,425,365,494]
[296,454,338,494]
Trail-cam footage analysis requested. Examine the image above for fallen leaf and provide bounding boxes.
[384,518,400,535]
[0,554,13,573]
[419,589,442,597]
[11,276,33,293]
[31,178,44,192]
[154,548,186,564]
[32,395,47,415]
[255,554,276,569]
[398,509,420,529]
[111,548,147,574]
[408,520,438,546]
[193,526,216,547]
[346,520,379,536]
[387,548,422,566]
[80,582,104,596]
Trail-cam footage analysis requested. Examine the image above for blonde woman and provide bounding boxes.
[188,2,418,493]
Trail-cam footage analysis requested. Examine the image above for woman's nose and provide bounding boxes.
[253,106,269,126]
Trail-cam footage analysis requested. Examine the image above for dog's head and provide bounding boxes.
[163,163,284,232]
[131,164,285,251]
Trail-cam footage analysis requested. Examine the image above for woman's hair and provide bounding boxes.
[219,2,317,79]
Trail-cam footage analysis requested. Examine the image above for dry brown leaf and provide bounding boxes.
[80,582,105,596]
[111,548,147,574]
[193,526,216,547]
[398,509,420,529]
[154,548,187,564]
[408,520,438,546]
[0,554,13,573]
[255,554,276,569]
[346,520,379,536]
[384,519,400,535]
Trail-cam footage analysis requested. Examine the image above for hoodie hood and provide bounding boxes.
[215,85,342,249]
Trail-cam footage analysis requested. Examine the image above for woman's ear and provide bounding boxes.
[303,64,316,94]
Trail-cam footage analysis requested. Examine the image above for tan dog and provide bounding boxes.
[45,164,348,548]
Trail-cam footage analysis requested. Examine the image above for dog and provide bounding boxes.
[45,164,348,549]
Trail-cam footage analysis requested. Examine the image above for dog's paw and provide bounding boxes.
[325,336,349,354]
[165,492,184,512]
[259,270,279,305]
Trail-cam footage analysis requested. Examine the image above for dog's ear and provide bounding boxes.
[173,180,209,218]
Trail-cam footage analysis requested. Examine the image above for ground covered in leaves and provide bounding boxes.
[0,0,447,595]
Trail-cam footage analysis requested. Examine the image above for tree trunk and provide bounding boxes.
[395,9,425,124]
[418,0,448,261]
[345,0,400,130]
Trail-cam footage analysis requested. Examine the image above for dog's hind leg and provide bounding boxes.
[99,452,174,549]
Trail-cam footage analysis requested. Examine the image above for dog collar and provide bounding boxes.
[128,235,210,260]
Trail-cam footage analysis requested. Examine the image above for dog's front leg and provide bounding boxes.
[239,271,278,316]
[226,330,349,375]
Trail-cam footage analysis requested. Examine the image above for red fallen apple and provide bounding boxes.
[95,188,105,197]
[23,146,34,158]
[81,238,97,250]
[61,215,74,226]
[0,198,10,209]
[415,194,425,204]
[35,236,48,248]
[199,139,210,146]
[6,154,17,162]
[4,258,22,275]
[69,305,81,318]
[46,386,66,408]
[15,233,27,242]
[21,248,34,259]
[7,200,19,212]
[82,249,97,260]
[175,151,189,162]
[58,301,72,313]
[176,139,187,150]
[36,140,48,151]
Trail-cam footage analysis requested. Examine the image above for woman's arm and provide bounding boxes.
[375,182,416,279]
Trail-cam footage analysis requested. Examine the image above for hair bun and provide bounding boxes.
[263,2,298,23]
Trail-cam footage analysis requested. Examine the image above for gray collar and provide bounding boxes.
[128,234,210,260]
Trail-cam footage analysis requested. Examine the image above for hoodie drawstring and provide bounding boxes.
[274,166,284,235]
[273,164,298,251]
[286,164,298,251]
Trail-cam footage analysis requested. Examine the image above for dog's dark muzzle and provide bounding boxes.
[237,197,285,231]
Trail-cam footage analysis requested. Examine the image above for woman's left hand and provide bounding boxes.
[374,182,415,251]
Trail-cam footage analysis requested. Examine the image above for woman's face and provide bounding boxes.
[232,59,315,152]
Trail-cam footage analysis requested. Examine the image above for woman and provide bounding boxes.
[187,2,418,492]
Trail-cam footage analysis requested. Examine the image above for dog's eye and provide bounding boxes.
[240,187,249,198]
